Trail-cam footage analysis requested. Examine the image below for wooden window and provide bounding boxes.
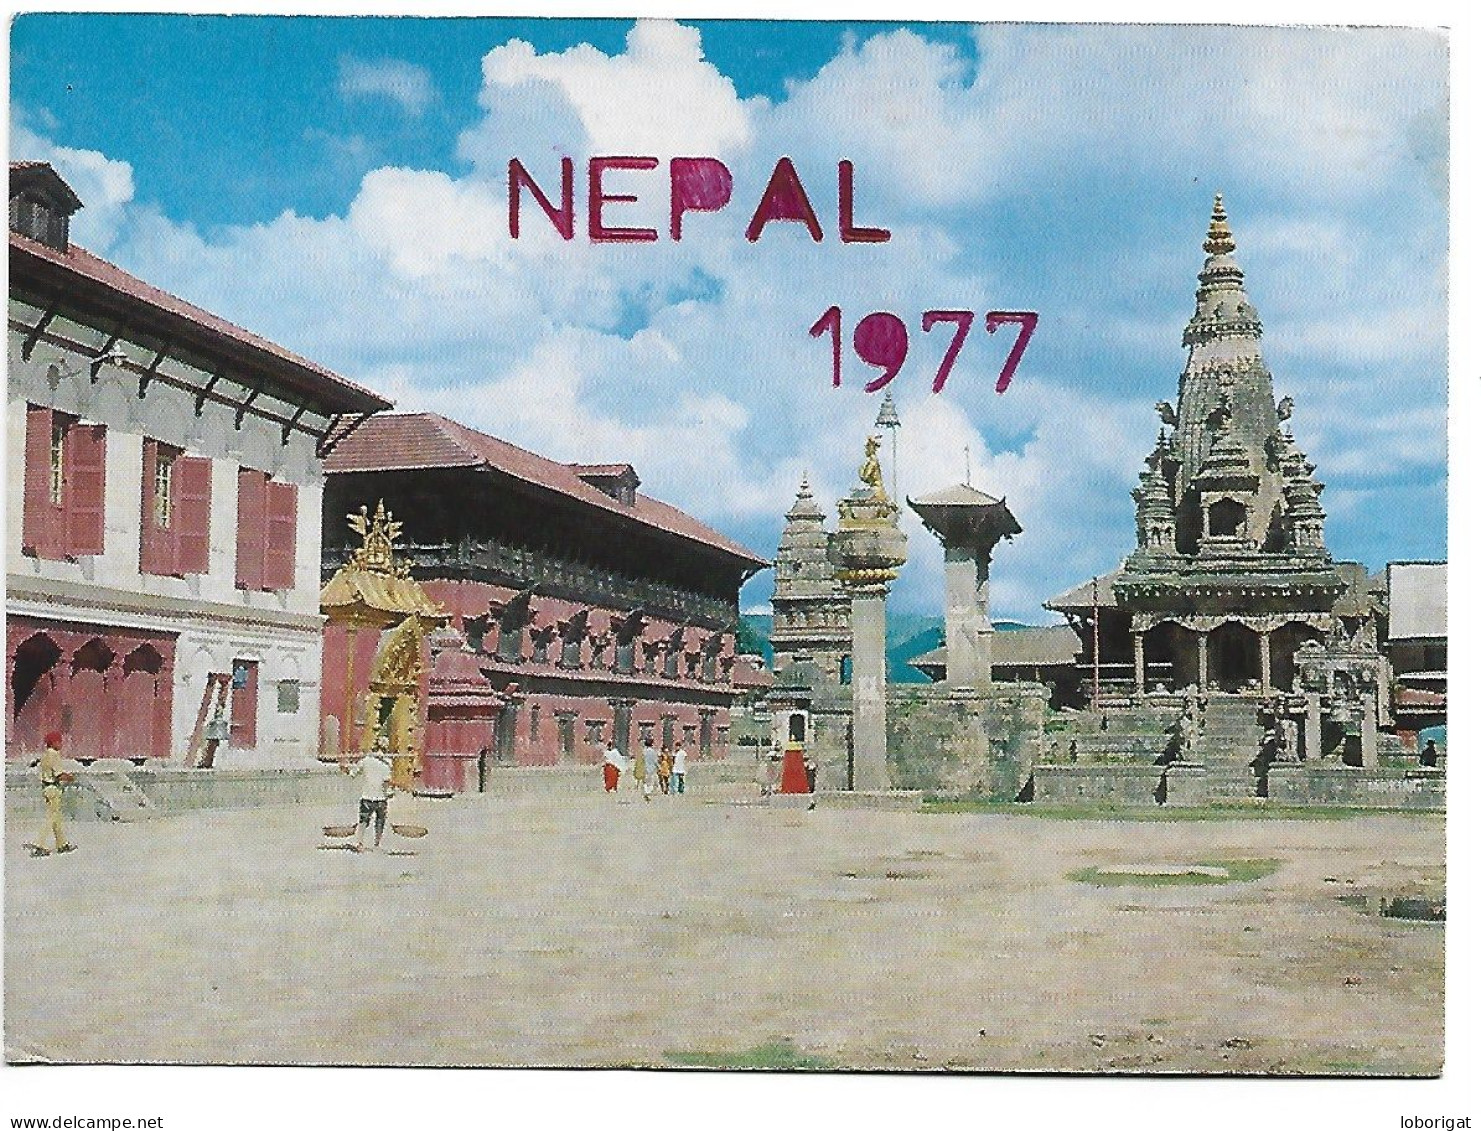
[142,440,211,576]
[49,415,67,504]
[23,405,63,558]
[235,469,267,590]
[153,443,176,527]
[235,470,297,591]
[63,422,107,557]
[264,480,297,590]
[229,658,258,748]
[23,406,106,559]
[174,456,212,575]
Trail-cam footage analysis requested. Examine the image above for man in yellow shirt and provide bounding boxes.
[28,731,75,856]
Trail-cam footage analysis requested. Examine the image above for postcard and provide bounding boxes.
[3,10,1451,1096]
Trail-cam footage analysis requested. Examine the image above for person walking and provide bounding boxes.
[602,742,625,793]
[632,738,648,793]
[671,743,687,795]
[27,731,75,856]
[641,738,659,802]
[347,742,394,852]
[657,747,673,795]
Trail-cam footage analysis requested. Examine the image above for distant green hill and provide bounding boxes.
[738,613,773,664]
[741,612,1048,684]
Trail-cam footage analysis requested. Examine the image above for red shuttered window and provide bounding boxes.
[22,405,106,559]
[22,405,63,558]
[64,423,107,556]
[264,480,298,591]
[229,658,258,748]
[173,456,212,574]
[236,469,297,592]
[235,469,267,590]
[141,439,212,576]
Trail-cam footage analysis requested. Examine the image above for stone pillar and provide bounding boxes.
[831,437,909,792]
[1133,632,1146,697]
[975,561,993,691]
[1259,632,1272,695]
[942,544,982,690]
[1304,691,1322,761]
[1197,632,1209,690]
[1360,691,1378,770]
[848,585,890,791]
[908,485,1018,694]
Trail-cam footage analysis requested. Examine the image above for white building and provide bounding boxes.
[6,162,391,766]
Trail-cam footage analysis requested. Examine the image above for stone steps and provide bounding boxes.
[1198,696,1263,798]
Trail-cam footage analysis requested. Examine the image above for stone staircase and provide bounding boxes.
[1046,705,1180,763]
[1200,695,1263,799]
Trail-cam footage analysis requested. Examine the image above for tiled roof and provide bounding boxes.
[10,231,391,414]
[909,624,1082,673]
[1045,567,1125,611]
[326,412,766,566]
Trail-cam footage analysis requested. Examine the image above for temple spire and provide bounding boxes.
[1203,192,1236,256]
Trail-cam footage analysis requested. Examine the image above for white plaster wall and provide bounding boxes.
[170,623,322,767]
[8,300,342,766]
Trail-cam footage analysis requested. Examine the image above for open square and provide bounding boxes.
[5,786,1444,1073]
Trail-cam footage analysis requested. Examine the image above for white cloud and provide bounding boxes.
[337,56,435,117]
[34,19,1445,619]
[459,20,756,170]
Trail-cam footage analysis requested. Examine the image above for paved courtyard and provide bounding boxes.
[4,784,1444,1072]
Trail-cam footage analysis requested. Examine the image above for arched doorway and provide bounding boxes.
[1269,622,1323,693]
[11,633,63,752]
[69,638,117,759]
[118,644,170,761]
[1144,622,1199,691]
[1208,622,1259,692]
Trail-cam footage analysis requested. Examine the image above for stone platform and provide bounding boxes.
[767,789,923,811]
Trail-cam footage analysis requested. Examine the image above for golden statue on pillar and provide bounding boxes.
[859,434,887,499]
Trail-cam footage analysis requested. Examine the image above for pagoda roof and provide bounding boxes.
[908,624,1081,677]
[1045,567,1124,612]
[908,484,1021,548]
[319,565,447,628]
[327,412,765,568]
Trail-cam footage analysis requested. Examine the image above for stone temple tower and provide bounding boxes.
[1115,195,1349,695]
[771,477,851,686]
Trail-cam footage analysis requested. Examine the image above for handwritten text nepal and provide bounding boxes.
[507,157,890,244]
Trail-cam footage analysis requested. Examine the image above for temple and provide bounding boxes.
[321,412,767,789]
[769,477,850,686]
[1036,196,1444,789]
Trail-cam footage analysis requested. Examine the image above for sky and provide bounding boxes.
[9,16,1449,621]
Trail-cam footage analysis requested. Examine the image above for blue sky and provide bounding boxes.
[10,16,1448,620]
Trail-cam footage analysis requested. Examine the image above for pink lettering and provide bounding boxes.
[745,158,824,243]
[589,156,659,243]
[509,158,575,240]
[669,157,733,241]
[838,160,890,244]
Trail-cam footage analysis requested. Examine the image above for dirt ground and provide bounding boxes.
[3,785,1445,1073]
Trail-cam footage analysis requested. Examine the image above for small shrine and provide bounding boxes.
[319,500,447,785]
